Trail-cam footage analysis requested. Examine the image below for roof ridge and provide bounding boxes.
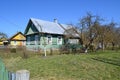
[30,18,64,25]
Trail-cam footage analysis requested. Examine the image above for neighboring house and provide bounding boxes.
[9,32,26,46]
[24,18,80,50]
[0,37,8,45]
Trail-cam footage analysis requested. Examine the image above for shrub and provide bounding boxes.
[10,48,16,53]
[22,51,28,59]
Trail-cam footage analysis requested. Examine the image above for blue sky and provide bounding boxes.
[0,0,120,37]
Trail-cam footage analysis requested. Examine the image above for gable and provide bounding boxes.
[10,32,26,41]
[12,34,25,40]
[24,20,39,35]
[26,26,36,35]
[0,37,7,41]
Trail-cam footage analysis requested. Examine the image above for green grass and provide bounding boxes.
[1,50,120,80]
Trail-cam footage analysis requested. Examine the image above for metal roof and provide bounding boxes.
[30,18,68,35]
[29,18,80,38]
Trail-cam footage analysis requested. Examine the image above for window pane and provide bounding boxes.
[35,35,39,45]
[47,35,52,44]
[58,36,62,44]
[27,36,30,45]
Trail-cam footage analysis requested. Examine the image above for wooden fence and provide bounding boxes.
[0,58,30,80]
[0,58,9,80]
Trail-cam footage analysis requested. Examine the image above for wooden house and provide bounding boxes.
[24,18,80,50]
[9,32,26,46]
[0,37,8,45]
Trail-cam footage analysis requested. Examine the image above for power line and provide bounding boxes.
[0,16,20,28]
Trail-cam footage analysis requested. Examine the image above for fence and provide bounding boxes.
[0,58,30,80]
[0,58,9,80]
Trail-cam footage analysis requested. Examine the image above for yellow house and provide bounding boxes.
[0,40,3,45]
[9,32,26,46]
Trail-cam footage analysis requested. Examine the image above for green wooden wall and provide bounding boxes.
[26,34,64,50]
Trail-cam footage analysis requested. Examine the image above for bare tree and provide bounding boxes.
[102,21,117,50]
[77,12,104,52]
[115,27,120,49]
[0,32,8,38]
[108,21,116,50]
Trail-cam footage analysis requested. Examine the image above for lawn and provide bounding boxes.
[0,49,120,80]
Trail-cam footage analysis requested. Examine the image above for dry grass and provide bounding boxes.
[0,48,120,80]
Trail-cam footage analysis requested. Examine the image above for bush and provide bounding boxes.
[60,44,82,54]
[22,51,28,59]
[10,48,16,53]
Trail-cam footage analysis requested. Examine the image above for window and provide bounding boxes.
[57,36,62,44]
[27,36,30,45]
[47,35,52,44]
[35,35,39,45]
[69,39,79,44]
[14,41,17,45]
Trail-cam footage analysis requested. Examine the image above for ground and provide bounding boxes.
[0,49,120,80]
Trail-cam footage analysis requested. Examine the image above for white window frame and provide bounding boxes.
[47,35,52,44]
[57,36,62,45]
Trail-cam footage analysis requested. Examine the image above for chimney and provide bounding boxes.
[54,19,58,23]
